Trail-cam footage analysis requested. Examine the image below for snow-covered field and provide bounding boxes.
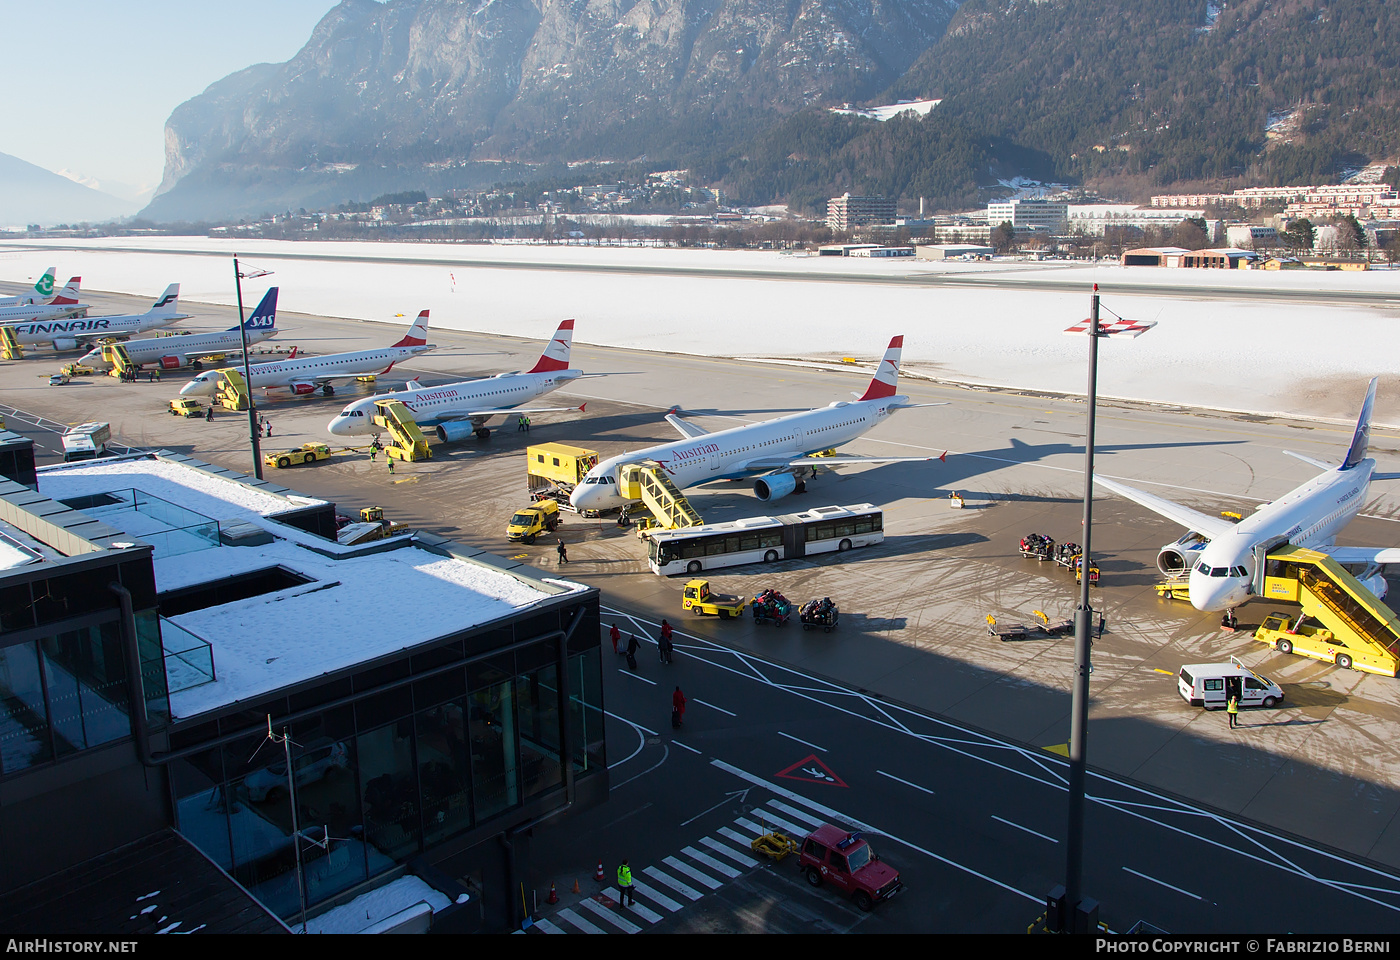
[5,237,1399,422]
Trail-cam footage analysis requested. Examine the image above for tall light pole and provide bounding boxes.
[1057,284,1155,932]
[233,256,272,479]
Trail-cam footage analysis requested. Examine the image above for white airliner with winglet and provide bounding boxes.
[0,276,86,323]
[179,310,435,398]
[570,335,944,513]
[79,287,279,370]
[0,268,55,307]
[327,318,586,441]
[4,283,186,351]
[1095,377,1400,615]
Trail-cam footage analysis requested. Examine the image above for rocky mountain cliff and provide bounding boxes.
[147,0,961,220]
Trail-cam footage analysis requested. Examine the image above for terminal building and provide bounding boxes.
[0,447,604,933]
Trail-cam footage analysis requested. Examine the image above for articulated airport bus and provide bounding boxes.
[645,504,883,576]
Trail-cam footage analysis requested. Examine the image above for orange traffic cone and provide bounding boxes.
[595,861,606,883]
[547,882,559,905]
[572,879,581,895]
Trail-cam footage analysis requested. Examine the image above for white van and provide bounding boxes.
[1178,656,1284,710]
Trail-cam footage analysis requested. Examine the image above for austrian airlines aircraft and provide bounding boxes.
[0,268,55,307]
[179,310,435,398]
[570,335,943,513]
[80,287,279,370]
[1096,377,1400,616]
[5,283,187,351]
[0,276,86,323]
[327,318,586,441]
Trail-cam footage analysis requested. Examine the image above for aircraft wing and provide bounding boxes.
[439,403,586,421]
[1093,475,1237,540]
[666,412,711,440]
[1319,546,1400,565]
[740,454,937,472]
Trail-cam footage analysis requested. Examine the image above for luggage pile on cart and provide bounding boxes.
[1020,533,1055,561]
[1055,541,1082,569]
[987,610,1075,641]
[751,588,792,626]
[799,597,839,632]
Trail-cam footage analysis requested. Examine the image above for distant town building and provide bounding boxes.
[1153,184,1398,219]
[916,244,994,261]
[986,199,1068,234]
[826,194,897,232]
[1065,204,1214,237]
[1122,246,1255,268]
[1225,224,1280,249]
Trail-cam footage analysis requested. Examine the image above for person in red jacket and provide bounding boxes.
[609,623,621,655]
[672,686,687,727]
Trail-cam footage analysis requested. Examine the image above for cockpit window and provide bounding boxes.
[1229,566,1247,578]
[584,477,598,484]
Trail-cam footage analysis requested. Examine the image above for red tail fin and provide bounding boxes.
[858,336,904,401]
[393,310,430,347]
[50,277,81,305]
[528,318,575,373]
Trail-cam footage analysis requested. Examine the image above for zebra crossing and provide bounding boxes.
[529,797,826,934]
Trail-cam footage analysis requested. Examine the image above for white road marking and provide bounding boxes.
[642,865,703,901]
[577,896,643,933]
[750,810,808,837]
[694,697,737,716]
[630,879,683,912]
[1123,866,1202,901]
[555,906,607,934]
[718,825,761,850]
[602,888,664,925]
[663,855,724,890]
[765,799,825,829]
[702,834,756,865]
[991,815,1059,843]
[733,817,767,836]
[778,731,827,752]
[682,845,742,879]
[622,671,657,686]
[877,769,936,795]
[671,739,701,755]
[532,917,567,934]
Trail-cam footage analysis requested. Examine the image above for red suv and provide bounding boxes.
[798,824,903,911]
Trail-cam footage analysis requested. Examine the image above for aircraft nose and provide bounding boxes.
[1188,572,1235,613]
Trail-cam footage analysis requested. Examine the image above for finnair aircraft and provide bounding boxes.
[1096,377,1400,617]
[4,283,187,351]
[0,276,86,323]
[80,287,279,370]
[327,318,586,441]
[570,335,943,513]
[179,310,435,398]
[0,268,55,307]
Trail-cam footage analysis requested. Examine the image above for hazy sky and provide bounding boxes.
[0,0,341,200]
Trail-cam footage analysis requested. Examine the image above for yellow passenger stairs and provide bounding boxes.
[215,368,250,411]
[101,343,136,378]
[372,399,432,462]
[619,461,702,530]
[0,326,23,360]
[1255,544,1400,676]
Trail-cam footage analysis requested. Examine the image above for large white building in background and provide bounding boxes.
[986,199,1068,233]
[1065,204,1216,238]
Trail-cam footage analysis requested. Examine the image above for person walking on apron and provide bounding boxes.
[610,623,622,655]
[1227,693,1240,729]
[658,619,674,663]
[625,632,639,670]
[617,860,635,907]
[556,538,568,564]
[672,686,687,727]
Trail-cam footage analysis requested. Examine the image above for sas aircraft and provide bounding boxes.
[327,318,585,441]
[4,283,186,351]
[80,287,279,371]
[0,268,55,307]
[179,309,435,398]
[0,276,85,323]
[570,335,943,513]
[1096,377,1400,617]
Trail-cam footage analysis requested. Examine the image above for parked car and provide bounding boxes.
[243,739,349,802]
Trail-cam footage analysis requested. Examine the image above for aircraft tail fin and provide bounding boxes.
[392,310,430,347]
[232,287,278,332]
[858,335,903,401]
[1343,376,1379,469]
[147,283,181,316]
[50,277,81,304]
[30,268,55,303]
[527,319,574,373]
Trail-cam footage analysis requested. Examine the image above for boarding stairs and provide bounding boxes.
[0,326,22,361]
[1261,544,1400,675]
[102,343,136,378]
[372,399,432,462]
[619,461,702,530]
[215,369,250,411]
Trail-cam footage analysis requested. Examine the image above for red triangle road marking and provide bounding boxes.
[776,754,848,788]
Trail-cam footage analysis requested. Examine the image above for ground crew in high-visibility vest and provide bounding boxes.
[617,860,635,907]
[1227,694,1240,729]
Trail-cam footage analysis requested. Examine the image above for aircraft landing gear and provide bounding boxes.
[475,427,491,440]
[322,384,336,396]
[1221,608,1239,630]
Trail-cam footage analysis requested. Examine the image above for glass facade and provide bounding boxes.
[171,641,604,920]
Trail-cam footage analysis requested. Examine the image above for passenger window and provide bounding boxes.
[1204,679,1223,692]
[803,840,826,859]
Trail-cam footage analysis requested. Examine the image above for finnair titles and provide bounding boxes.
[4,283,186,350]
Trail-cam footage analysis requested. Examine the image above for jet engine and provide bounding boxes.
[436,421,479,443]
[1157,532,1209,576]
[159,355,184,370]
[755,472,800,502]
[291,383,317,396]
[51,338,78,351]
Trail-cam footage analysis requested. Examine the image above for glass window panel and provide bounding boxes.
[357,720,421,862]
[284,717,365,907]
[516,664,563,801]
[172,752,233,869]
[568,650,605,773]
[416,702,473,845]
[0,583,33,632]
[40,633,85,757]
[469,680,518,819]
[228,761,303,919]
[0,641,51,773]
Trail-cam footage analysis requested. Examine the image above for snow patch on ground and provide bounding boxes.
[304,876,452,934]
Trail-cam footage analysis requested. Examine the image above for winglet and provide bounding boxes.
[1343,376,1379,469]
[858,336,903,401]
[527,318,575,373]
[392,310,430,347]
[288,346,298,359]
[940,450,947,462]
[578,402,587,413]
